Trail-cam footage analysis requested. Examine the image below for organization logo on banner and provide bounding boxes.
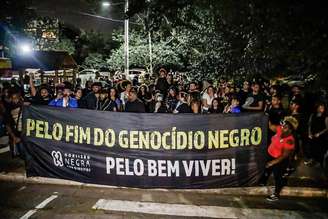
[51,150,91,172]
[51,151,64,167]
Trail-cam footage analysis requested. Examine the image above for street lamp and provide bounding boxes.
[102,1,129,78]
[17,42,33,89]
[19,43,32,55]
[102,2,111,8]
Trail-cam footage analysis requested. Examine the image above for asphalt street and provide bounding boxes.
[0,181,327,219]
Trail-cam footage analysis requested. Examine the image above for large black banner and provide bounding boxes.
[22,106,268,189]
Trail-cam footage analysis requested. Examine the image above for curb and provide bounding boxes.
[0,172,327,198]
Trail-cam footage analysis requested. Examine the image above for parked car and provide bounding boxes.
[113,68,148,84]
[127,68,147,81]
[78,69,98,87]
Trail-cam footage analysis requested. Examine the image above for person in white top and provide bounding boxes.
[120,82,132,108]
[201,86,217,113]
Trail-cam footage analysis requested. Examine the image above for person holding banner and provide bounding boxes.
[48,83,78,108]
[261,116,298,201]
[173,91,191,113]
[96,89,117,111]
[81,82,102,110]
[125,90,146,113]
[5,88,25,158]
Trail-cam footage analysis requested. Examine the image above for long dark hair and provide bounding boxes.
[138,84,149,96]
[314,102,327,116]
[110,87,119,99]
[210,98,220,109]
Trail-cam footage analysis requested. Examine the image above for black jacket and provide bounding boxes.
[125,99,146,113]
[81,92,97,109]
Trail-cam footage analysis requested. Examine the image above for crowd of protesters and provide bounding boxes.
[0,68,327,201]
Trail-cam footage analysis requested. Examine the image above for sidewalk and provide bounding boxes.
[0,147,327,198]
[287,159,328,188]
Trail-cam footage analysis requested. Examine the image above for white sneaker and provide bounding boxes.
[266,194,279,202]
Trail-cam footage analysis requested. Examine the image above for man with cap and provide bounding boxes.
[80,82,102,109]
[48,82,78,108]
[260,116,298,201]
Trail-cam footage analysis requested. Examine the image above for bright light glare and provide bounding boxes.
[20,44,32,54]
[102,2,111,7]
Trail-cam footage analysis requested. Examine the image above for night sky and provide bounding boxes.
[32,0,124,34]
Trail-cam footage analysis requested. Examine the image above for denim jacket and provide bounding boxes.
[48,97,78,108]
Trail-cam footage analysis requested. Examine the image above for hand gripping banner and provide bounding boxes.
[22,106,268,189]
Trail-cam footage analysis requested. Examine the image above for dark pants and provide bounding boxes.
[260,154,288,196]
[9,132,30,161]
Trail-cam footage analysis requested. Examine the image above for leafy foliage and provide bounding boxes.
[74,30,117,65]
[79,30,113,54]
[122,0,328,83]
[107,30,183,72]
[22,17,76,55]
[82,53,108,69]
[0,0,35,30]
[47,38,76,55]
[0,0,36,57]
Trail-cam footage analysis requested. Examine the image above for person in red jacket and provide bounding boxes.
[261,116,299,201]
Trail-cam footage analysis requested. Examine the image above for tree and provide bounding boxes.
[0,0,35,30]
[23,17,76,55]
[121,0,328,83]
[84,0,328,86]
[0,0,36,57]
[79,30,112,54]
[48,38,76,55]
[82,53,108,69]
[75,30,117,64]
[107,30,183,73]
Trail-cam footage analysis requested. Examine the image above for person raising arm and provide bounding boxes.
[242,82,264,112]
[260,116,298,201]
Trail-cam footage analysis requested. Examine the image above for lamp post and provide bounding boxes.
[102,1,129,78]
[148,31,153,76]
[124,0,129,78]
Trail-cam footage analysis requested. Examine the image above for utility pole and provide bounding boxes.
[148,31,153,76]
[124,0,129,78]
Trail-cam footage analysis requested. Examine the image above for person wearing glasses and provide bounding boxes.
[260,116,299,201]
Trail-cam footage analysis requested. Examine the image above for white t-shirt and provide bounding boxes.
[120,92,129,106]
[202,92,216,108]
